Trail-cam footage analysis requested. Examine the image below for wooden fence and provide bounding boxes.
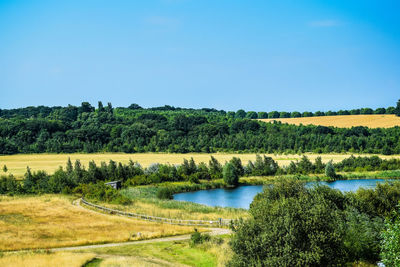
[80,198,233,227]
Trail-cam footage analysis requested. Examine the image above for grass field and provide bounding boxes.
[258,114,400,128]
[0,195,194,251]
[2,152,400,178]
[79,235,232,267]
[0,251,95,267]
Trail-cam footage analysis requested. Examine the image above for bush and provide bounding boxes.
[229,180,347,266]
[343,208,383,262]
[74,182,132,205]
[190,229,211,246]
[156,187,173,199]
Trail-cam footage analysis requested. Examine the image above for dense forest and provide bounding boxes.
[1,101,400,155]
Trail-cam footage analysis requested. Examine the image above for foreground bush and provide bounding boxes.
[228,179,395,266]
[230,180,347,266]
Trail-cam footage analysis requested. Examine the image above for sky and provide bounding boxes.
[1,0,400,112]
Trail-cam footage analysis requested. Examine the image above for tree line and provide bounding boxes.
[1,100,399,120]
[2,155,400,199]
[1,101,400,155]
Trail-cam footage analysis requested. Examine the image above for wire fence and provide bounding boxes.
[80,198,233,227]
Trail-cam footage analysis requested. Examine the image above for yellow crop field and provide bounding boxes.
[259,114,400,128]
[1,152,400,178]
[0,195,193,251]
[0,252,95,267]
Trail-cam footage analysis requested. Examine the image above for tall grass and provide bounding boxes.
[0,251,95,267]
[0,195,193,251]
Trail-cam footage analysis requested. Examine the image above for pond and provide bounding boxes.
[173,179,391,209]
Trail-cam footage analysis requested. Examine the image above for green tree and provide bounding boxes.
[230,157,244,177]
[360,108,373,114]
[374,107,386,114]
[208,156,222,179]
[97,101,105,112]
[280,111,291,118]
[395,99,400,116]
[268,111,280,118]
[3,165,7,173]
[229,180,347,266]
[325,161,337,180]
[291,111,301,118]
[386,106,396,114]
[246,111,258,119]
[223,162,239,186]
[128,103,142,110]
[235,109,246,118]
[257,112,268,119]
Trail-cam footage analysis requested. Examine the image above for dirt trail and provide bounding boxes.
[51,227,231,252]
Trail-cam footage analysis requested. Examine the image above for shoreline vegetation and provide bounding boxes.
[2,154,400,223]
[2,154,400,198]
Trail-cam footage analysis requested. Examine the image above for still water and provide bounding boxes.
[173,179,390,209]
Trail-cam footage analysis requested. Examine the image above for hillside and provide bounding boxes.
[259,114,400,128]
[1,103,400,155]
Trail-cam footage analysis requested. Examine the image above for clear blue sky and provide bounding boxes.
[1,0,399,112]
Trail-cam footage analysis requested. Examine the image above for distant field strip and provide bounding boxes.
[2,153,400,178]
[259,114,400,128]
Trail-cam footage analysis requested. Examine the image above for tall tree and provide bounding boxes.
[395,99,400,116]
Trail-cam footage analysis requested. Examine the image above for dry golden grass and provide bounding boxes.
[0,251,95,267]
[259,114,400,128]
[0,195,193,251]
[2,152,400,179]
[103,199,249,221]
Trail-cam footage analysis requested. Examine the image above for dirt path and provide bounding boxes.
[51,227,231,252]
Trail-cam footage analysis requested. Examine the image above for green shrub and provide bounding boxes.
[230,180,347,266]
[190,229,211,246]
[156,187,173,199]
[74,182,132,205]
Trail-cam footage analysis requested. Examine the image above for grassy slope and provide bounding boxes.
[259,114,400,128]
[2,152,400,179]
[79,235,232,267]
[0,195,194,251]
